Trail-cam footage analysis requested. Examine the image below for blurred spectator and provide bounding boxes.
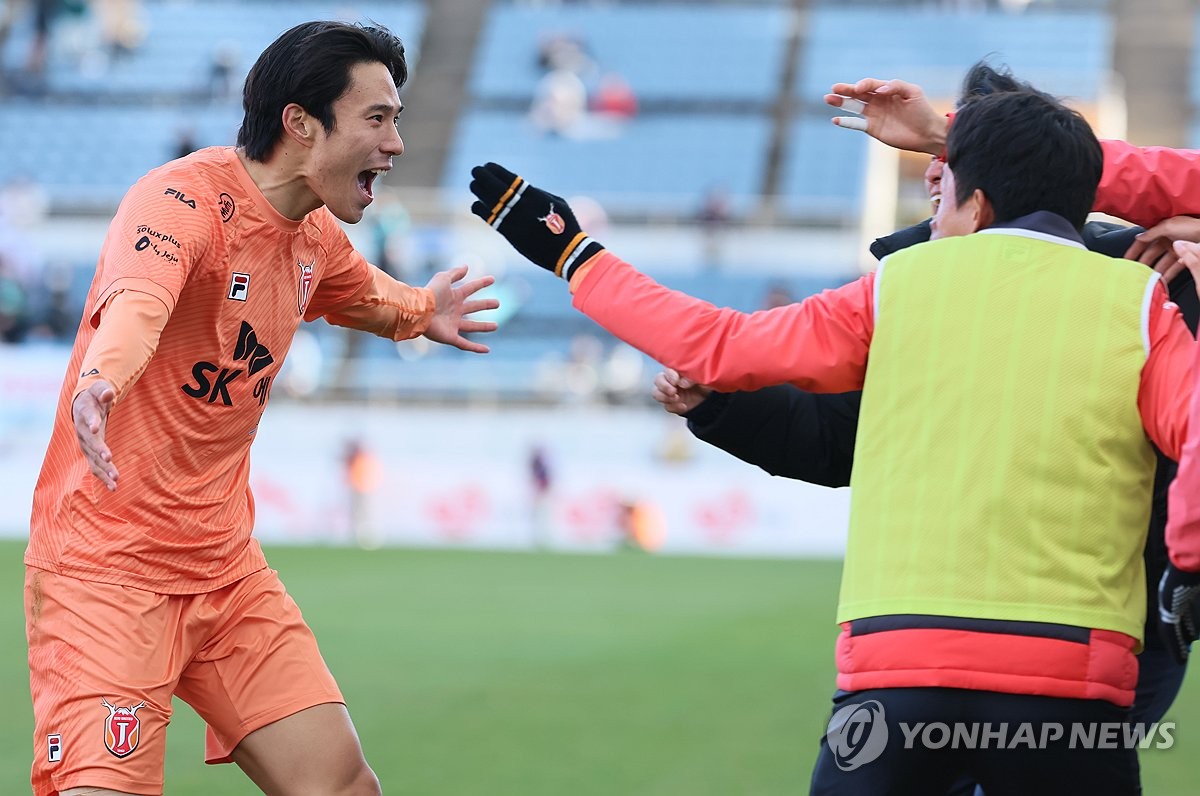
[528,444,553,547]
[531,68,587,136]
[173,127,199,161]
[616,499,664,552]
[696,186,731,269]
[0,176,48,285]
[590,73,638,121]
[760,282,796,311]
[26,264,77,341]
[536,32,593,76]
[208,40,240,101]
[93,0,145,59]
[0,0,60,83]
[343,439,383,547]
[0,256,30,343]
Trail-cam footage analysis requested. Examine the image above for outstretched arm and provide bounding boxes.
[683,381,860,487]
[322,264,499,353]
[469,162,875,393]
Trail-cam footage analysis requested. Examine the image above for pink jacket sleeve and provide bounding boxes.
[570,252,875,393]
[1167,336,1200,572]
[1097,140,1200,228]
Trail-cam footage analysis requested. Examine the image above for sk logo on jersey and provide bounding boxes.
[101,698,146,758]
[181,321,274,407]
[296,258,315,315]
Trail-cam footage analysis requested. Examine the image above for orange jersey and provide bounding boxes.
[28,146,411,593]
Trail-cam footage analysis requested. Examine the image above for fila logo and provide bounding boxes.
[228,272,250,301]
[163,188,196,209]
[47,733,62,763]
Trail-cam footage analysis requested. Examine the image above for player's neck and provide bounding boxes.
[236,147,323,221]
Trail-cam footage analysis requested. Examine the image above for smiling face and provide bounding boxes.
[306,61,404,223]
[930,163,988,241]
[924,157,944,215]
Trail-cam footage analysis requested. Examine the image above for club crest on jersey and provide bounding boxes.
[296,258,315,314]
[539,205,566,235]
[101,698,146,758]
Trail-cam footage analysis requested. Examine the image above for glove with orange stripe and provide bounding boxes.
[469,162,604,280]
[1159,562,1200,664]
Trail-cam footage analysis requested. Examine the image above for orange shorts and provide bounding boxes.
[25,566,344,796]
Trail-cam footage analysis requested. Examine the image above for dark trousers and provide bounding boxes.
[1131,645,1187,726]
[809,688,1142,796]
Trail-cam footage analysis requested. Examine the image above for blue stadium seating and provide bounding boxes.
[3,2,424,97]
[470,4,789,103]
[441,109,771,216]
[799,8,1111,102]
[778,116,869,221]
[0,102,243,206]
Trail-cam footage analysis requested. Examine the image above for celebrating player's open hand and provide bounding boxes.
[1172,240,1200,293]
[826,78,948,157]
[423,265,500,354]
[652,369,713,416]
[72,379,119,491]
[1123,217,1200,284]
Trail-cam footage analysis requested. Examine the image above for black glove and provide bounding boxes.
[1158,562,1200,664]
[469,162,605,280]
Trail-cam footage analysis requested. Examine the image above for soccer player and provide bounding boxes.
[656,64,1200,730]
[24,21,498,796]
[470,89,1199,793]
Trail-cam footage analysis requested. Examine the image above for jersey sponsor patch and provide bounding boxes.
[219,192,236,223]
[101,698,146,758]
[181,321,275,407]
[228,272,250,301]
[47,733,62,763]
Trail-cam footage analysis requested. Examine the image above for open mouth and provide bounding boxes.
[357,168,387,203]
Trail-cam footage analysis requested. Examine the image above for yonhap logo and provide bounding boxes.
[825,700,889,771]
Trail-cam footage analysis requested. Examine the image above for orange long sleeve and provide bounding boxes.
[72,289,171,405]
[321,264,435,341]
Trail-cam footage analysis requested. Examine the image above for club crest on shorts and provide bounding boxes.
[539,204,566,235]
[101,698,146,758]
[296,258,315,314]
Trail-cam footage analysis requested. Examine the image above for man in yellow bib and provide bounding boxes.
[470,87,1199,794]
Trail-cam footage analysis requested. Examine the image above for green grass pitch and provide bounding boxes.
[0,540,1196,794]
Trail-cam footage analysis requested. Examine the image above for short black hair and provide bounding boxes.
[958,60,1025,105]
[947,90,1101,229]
[238,21,408,162]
